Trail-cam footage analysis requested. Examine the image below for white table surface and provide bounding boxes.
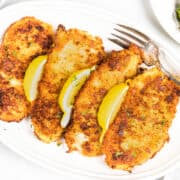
[0,0,179,180]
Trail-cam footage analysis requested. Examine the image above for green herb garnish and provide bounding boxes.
[160,120,166,125]
[115,151,123,157]
[132,151,137,158]
[176,5,180,21]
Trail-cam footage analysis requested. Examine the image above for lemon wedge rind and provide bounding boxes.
[60,107,73,128]
[59,66,95,128]
[98,83,129,143]
[23,55,47,102]
[59,68,92,111]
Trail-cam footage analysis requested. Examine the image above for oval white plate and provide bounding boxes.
[150,0,180,44]
[0,1,179,180]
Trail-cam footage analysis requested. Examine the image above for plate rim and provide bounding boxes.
[150,0,180,44]
[0,0,179,179]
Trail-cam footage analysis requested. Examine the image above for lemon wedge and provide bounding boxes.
[23,55,47,102]
[98,83,129,143]
[59,67,95,128]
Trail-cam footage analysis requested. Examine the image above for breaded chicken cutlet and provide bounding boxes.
[65,44,143,156]
[31,25,105,143]
[102,68,179,171]
[0,17,53,122]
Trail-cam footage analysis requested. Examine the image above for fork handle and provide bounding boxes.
[157,47,180,85]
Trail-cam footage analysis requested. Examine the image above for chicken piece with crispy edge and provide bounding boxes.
[102,68,179,171]
[0,16,53,122]
[2,16,53,63]
[65,44,143,156]
[31,25,105,143]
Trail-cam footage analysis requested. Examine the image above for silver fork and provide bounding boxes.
[109,24,180,85]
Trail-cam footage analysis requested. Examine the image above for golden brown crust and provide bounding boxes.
[2,16,53,63]
[65,44,143,156]
[0,46,30,122]
[0,87,29,122]
[32,99,63,143]
[0,17,54,122]
[31,25,105,143]
[102,68,180,171]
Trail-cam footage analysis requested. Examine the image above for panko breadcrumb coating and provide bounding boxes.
[102,68,179,171]
[0,17,53,122]
[65,44,143,156]
[31,25,105,143]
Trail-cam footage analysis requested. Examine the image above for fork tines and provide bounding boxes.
[109,24,150,49]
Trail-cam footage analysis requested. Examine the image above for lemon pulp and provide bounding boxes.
[59,67,95,128]
[98,83,129,143]
[23,55,47,102]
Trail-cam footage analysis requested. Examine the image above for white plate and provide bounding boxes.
[150,0,180,44]
[0,1,179,180]
[0,0,6,8]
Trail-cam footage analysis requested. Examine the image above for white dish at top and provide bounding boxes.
[150,0,180,43]
[0,1,179,180]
